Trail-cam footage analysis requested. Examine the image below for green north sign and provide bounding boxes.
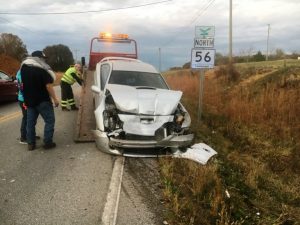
[195,26,215,38]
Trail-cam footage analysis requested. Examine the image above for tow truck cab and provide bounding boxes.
[88,32,138,70]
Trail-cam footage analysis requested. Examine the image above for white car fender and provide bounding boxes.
[95,100,105,131]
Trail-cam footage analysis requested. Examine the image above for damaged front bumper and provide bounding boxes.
[92,129,217,165]
[93,129,194,156]
[110,133,194,148]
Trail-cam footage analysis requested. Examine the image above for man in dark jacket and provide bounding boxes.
[21,50,59,151]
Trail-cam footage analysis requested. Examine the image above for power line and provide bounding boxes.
[160,0,216,47]
[157,0,216,70]
[0,16,35,33]
[188,0,216,26]
[0,0,172,15]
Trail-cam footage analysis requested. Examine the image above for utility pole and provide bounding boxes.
[74,49,79,62]
[266,24,270,61]
[158,47,161,72]
[229,0,233,64]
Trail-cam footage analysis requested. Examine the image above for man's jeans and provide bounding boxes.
[26,101,55,145]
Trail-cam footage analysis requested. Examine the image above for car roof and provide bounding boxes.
[101,57,158,73]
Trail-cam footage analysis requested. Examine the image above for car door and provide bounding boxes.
[94,63,111,107]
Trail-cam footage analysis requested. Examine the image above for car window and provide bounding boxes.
[0,71,10,81]
[108,71,168,89]
[100,64,110,90]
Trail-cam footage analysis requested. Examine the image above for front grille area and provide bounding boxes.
[125,133,155,141]
[123,148,168,156]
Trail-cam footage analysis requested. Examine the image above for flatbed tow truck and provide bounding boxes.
[74,32,138,142]
[73,32,217,164]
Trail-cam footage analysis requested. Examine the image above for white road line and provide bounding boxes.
[101,156,125,225]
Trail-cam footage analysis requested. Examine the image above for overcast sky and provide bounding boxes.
[0,0,299,71]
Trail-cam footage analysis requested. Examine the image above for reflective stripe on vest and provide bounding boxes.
[61,67,78,85]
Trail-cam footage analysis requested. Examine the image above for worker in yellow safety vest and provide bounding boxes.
[60,64,83,111]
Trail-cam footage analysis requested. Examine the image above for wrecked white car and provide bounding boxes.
[91,57,194,156]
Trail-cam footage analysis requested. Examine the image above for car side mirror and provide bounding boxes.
[91,85,100,94]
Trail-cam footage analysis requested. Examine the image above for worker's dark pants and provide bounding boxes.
[60,80,75,108]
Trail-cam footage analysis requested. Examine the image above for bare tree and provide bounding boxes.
[0,33,28,61]
[246,46,254,62]
[43,44,74,72]
[275,48,285,60]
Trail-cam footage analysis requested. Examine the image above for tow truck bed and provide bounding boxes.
[74,70,95,142]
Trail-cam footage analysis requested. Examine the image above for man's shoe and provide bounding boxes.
[71,106,79,110]
[19,137,27,144]
[20,136,40,144]
[43,142,56,150]
[28,144,36,151]
[62,107,70,111]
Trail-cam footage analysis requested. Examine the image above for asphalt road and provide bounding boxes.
[0,86,165,225]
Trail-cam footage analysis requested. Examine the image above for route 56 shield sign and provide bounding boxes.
[191,48,215,69]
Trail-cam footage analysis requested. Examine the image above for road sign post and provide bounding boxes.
[198,69,205,123]
[191,26,216,123]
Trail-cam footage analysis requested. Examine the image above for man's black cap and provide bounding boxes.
[31,50,47,58]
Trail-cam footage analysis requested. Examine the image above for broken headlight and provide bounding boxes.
[174,104,186,126]
[103,91,123,132]
[154,104,189,141]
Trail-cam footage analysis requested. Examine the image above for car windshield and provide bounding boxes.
[108,71,168,89]
[0,71,11,81]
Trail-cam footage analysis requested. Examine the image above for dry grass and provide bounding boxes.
[224,68,300,140]
[160,61,300,224]
[160,158,232,225]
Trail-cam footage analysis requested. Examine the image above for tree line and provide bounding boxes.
[0,33,75,71]
[180,49,300,69]
[215,49,299,65]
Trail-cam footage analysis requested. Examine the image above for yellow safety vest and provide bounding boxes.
[61,67,80,85]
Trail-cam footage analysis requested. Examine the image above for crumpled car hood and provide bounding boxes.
[106,84,182,115]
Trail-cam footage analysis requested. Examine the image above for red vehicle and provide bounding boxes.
[88,32,138,70]
[0,70,18,103]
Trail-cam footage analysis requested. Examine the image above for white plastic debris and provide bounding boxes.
[173,143,217,165]
[225,189,231,198]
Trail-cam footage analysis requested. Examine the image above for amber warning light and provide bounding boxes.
[99,32,129,39]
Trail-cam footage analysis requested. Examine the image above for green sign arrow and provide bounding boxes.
[199,27,211,36]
